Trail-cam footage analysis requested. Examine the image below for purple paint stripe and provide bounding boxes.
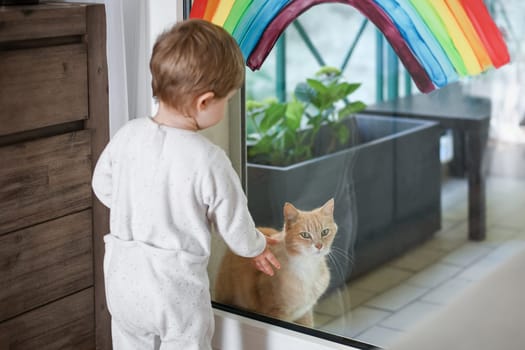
[248,0,435,93]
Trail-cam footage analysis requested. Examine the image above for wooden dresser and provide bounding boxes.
[0,3,111,349]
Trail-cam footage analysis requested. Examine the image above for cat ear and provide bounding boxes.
[283,202,299,222]
[320,198,335,216]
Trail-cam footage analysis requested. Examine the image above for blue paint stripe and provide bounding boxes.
[374,0,453,87]
[233,0,292,59]
[395,0,458,85]
[232,2,267,58]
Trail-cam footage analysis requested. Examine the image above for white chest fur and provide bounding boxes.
[288,255,324,282]
[285,255,330,320]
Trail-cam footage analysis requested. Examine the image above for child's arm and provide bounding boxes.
[203,150,274,259]
[91,144,112,208]
[252,235,281,276]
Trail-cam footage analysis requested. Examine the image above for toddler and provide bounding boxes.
[92,19,279,350]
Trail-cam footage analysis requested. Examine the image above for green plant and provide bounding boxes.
[247,67,366,166]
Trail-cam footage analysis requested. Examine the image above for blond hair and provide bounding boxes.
[150,19,245,116]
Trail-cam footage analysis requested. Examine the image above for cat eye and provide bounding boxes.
[321,228,330,237]
[299,232,312,239]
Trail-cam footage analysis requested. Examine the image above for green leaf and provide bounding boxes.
[306,79,329,94]
[336,125,350,144]
[338,101,367,119]
[259,102,286,132]
[306,114,323,128]
[246,100,264,112]
[285,100,304,131]
[315,66,342,84]
[294,82,316,104]
[341,82,361,96]
[281,130,298,157]
[246,133,260,143]
[262,97,279,104]
[248,135,272,157]
[328,82,357,102]
[316,66,341,77]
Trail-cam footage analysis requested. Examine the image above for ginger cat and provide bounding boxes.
[214,199,337,327]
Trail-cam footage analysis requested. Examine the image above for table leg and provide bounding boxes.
[465,127,488,240]
[449,129,466,177]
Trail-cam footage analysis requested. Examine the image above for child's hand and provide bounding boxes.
[252,247,280,276]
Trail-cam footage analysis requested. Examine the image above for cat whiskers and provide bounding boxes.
[330,246,355,266]
[326,252,347,287]
[326,247,355,285]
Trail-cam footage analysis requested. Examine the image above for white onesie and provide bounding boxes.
[92,117,266,349]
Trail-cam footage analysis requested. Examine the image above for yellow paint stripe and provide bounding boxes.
[446,0,493,70]
[429,0,482,75]
[212,0,236,26]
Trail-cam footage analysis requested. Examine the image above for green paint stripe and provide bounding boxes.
[223,0,253,34]
[408,0,468,76]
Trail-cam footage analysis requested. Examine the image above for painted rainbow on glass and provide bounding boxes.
[190,0,510,93]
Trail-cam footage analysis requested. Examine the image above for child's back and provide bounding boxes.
[95,117,260,257]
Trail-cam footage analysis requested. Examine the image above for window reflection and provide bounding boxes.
[209,2,525,349]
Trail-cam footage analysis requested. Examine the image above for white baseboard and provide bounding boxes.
[212,308,362,350]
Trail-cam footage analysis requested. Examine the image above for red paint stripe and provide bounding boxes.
[460,0,510,68]
[190,0,208,19]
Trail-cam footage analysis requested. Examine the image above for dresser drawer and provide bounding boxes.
[0,130,92,235]
[0,210,93,321]
[0,4,86,43]
[0,288,94,350]
[0,43,88,135]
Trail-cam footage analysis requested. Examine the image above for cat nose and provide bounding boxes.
[315,243,323,250]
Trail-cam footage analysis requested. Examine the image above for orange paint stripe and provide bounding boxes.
[460,0,510,68]
[446,0,492,70]
[203,0,221,21]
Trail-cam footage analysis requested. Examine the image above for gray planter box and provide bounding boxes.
[247,114,442,291]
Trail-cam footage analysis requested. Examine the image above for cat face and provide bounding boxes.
[283,199,338,257]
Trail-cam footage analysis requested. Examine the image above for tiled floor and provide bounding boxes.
[311,60,525,347]
[314,175,525,348]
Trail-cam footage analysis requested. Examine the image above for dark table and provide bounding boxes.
[362,85,491,241]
